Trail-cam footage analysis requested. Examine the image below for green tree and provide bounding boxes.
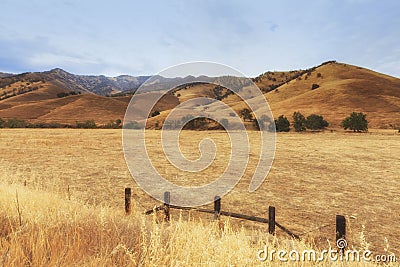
[341,112,368,132]
[275,115,290,132]
[255,115,272,130]
[239,108,253,122]
[305,114,329,130]
[293,111,306,132]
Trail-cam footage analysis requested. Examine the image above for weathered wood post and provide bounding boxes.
[214,196,221,220]
[67,184,71,201]
[164,191,170,221]
[125,188,131,214]
[336,215,346,250]
[268,206,276,235]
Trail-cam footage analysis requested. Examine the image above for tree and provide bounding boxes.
[305,114,329,130]
[293,111,306,132]
[275,115,290,132]
[239,108,253,122]
[255,115,272,131]
[341,112,368,132]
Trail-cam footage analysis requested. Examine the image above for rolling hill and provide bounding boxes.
[0,61,399,129]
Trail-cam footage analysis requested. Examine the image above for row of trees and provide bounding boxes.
[238,108,370,132]
[0,112,371,132]
[272,111,368,132]
[0,118,123,129]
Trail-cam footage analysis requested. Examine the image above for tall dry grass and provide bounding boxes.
[0,183,396,266]
[0,129,399,266]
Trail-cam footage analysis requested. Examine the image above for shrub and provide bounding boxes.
[151,110,160,117]
[275,115,290,132]
[341,112,368,132]
[103,120,122,129]
[57,91,79,98]
[76,120,97,129]
[57,92,70,98]
[305,114,329,130]
[293,111,306,132]
[311,84,320,90]
[4,118,28,128]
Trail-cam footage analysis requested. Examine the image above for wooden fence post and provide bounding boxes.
[336,215,346,242]
[268,206,276,235]
[164,191,170,221]
[214,196,221,220]
[125,188,131,214]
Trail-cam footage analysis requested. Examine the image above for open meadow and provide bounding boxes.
[1,128,399,265]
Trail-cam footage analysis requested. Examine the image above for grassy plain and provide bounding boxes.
[0,129,399,265]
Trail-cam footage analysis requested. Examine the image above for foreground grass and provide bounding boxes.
[1,183,395,266]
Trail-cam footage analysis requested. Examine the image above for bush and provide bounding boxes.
[341,112,368,132]
[103,119,122,129]
[275,115,290,132]
[57,91,79,98]
[305,114,329,130]
[57,92,70,98]
[293,111,306,132]
[311,84,320,90]
[76,120,97,129]
[3,118,28,128]
[151,110,160,117]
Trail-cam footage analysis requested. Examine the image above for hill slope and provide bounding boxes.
[0,62,399,128]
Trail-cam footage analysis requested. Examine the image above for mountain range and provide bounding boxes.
[0,61,399,129]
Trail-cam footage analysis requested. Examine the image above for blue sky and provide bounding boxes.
[0,0,399,77]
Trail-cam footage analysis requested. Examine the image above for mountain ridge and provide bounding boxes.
[0,61,399,129]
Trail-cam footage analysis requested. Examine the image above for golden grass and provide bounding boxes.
[1,129,399,265]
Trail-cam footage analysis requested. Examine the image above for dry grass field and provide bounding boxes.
[1,129,399,265]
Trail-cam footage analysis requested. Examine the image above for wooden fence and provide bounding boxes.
[125,188,346,243]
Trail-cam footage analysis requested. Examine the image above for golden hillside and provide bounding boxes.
[0,62,399,128]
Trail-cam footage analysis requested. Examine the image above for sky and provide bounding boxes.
[0,0,399,77]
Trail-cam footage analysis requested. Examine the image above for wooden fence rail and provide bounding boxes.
[126,188,345,243]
